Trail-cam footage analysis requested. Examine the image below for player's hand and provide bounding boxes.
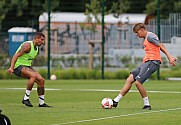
[8,67,14,74]
[170,57,177,66]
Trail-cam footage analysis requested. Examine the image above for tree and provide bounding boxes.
[0,0,28,31]
[59,0,89,12]
[83,0,107,33]
[1,0,180,32]
[108,0,130,18]
[145,0,181,18]
[0,0,62,31]
[85,0,103,23]
[126,0,150,13]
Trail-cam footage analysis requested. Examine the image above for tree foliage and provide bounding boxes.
[85,0,106,23]
[0,0,61,31]
[109,0,130,18]
[145,0,181,18]
[0,0,181,32]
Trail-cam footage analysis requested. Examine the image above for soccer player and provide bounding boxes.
[8,32,51,107]
[112,23,177,110]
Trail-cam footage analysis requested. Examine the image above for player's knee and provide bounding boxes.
[134,81,142,86]
[41,77,45,84]
[126,75,134,84]
[39,77,45,85]
[30,74,38,80]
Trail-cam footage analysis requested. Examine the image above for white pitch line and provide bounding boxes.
[0,88,181,94]
[74,89,181,94]
[51,107,181,125]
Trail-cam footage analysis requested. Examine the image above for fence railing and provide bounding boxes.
[1,13,181,68]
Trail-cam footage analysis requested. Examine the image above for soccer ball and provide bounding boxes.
[50,74,57,80]
[101,98,113,109]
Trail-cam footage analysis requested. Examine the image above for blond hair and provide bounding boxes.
[133,23,146,33]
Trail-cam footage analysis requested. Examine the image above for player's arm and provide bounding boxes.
[158,43,177,66]
[8,43,31,74]
[147,33,177,66]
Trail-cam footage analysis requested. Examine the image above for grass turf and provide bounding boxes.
[0,80,181,125]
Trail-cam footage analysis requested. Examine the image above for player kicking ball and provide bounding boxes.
[112,23,177,110]
[8,32,51,107]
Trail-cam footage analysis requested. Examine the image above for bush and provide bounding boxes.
[115,70,129,79]
[85,69,96,79]
[0,70,7,79]
[1,67,181,80]
[0,70,22,79]
[104,71,116,79]
[39,69,48,79]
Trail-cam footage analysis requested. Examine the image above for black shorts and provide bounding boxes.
[14,65,33,77]
[131,60,160,84]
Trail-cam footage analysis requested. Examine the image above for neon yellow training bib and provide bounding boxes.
[14,41,38,68]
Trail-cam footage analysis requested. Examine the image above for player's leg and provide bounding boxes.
[113,74,135,107]
[35,73,51,107]
[135,81,148,98]
[120,74,135,96]
[135,61,160,110]
[112,65,141,108]
[20,66,39,107]
[135,81,151,110]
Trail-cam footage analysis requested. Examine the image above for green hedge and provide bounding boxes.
[2,68,181,80]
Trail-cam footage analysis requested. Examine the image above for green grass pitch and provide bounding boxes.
[0,80,181,125]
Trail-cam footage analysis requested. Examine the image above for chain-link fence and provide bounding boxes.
[0,1,181,70]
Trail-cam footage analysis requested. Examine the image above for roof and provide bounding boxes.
[39,12,147,24]
[119,14,147,24]
[8,27,37,33]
